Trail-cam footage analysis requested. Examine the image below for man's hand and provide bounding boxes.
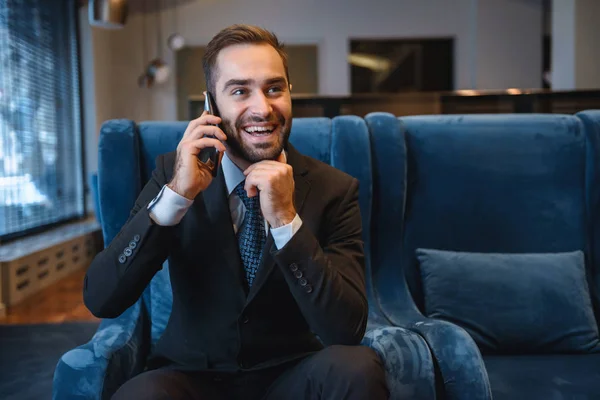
[243,154,296,228]
[168,111,227,199]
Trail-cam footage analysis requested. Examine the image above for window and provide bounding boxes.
[0,0,84,241]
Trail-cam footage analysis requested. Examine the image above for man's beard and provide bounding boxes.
[221,113,291,163]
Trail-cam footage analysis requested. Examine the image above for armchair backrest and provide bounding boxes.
[399,113,594,311]
[366,112,600,328]
[97,116,374,347]
[576,110,600,316]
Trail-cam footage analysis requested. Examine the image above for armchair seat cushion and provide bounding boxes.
[416,249,600,354]
[484,354,600,400]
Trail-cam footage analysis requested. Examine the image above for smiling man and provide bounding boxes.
[83,24,389,400]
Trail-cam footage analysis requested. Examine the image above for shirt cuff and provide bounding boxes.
[147,185,194,226]
[271,213,303,249]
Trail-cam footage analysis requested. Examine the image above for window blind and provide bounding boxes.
[0,0,84,240]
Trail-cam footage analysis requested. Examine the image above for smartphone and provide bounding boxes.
[197,92,223,177]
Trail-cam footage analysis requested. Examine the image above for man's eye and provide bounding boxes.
[232,89,246,96]
[267,86,283,94]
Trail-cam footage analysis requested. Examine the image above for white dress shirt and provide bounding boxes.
[147,152,303,249]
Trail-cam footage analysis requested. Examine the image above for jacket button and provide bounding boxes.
[133,234,141,242]
[129,241,137,249]
[118,254,127,264]
[124,248,133,257]
[305,285,313,293]
[299,278,307,287]
[294,270,303,279]
[289,263,298,272]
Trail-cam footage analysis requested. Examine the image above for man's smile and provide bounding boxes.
[239,120,282,144]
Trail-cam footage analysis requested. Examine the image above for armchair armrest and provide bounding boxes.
[362,313,436,400]
[53,300,149,400]
[377,276,491,399]
[403,317,492,400]
[379,291,491,399]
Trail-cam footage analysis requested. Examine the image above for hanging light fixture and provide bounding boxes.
[138,1,170,88]
[138,59,171,88]
[89,0,128,29]
[167,32,185,51]
[167,1,185,51]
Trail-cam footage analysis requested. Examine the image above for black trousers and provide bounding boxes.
[112,345,389,400]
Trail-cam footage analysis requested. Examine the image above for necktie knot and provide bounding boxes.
[235,181,260,213]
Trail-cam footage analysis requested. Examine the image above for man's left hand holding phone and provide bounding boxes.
[148,92,226,227]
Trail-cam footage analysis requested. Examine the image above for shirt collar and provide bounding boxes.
[222,150,287,197]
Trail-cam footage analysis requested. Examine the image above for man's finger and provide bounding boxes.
[244,160,285,175]
[183,111,208,135]
[243,175,261,198]
[202,114,222,126]
[184,137,226,156]
[244,169,275,196]
[243,165,271,175]
[188,125,227,141]
[183,112,222,139]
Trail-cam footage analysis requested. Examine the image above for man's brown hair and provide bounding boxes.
[202,24,289,95]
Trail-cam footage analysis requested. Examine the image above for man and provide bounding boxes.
[84,24,389,400]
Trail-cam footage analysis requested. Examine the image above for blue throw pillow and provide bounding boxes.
[416,248,600,354]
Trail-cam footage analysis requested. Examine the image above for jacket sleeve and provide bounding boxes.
[84,154,174,318]
[272,177,368,346]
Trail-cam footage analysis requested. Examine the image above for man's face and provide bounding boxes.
[213,43,292,164]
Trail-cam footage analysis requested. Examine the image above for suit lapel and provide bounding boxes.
[246,144,311,304]
[198,165,248,293]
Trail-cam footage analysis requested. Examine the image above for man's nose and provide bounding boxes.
[248,92,273,118]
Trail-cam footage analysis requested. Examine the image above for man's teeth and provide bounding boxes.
[244,126,274,134]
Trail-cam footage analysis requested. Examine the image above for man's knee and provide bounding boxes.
[315,345,386,381]
[111,369,214,400]
[263,345,389,400]
[112,370,180,400]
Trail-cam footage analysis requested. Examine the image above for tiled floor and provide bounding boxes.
[0,268,98,324]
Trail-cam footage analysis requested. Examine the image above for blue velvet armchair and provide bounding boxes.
[365,111,600,400]
[53,116,436,399]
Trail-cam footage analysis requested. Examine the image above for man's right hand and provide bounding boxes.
[167,111,227,200]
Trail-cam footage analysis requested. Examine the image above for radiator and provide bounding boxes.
[0,219,102,308]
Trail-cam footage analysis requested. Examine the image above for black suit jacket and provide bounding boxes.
[84,144,368,371]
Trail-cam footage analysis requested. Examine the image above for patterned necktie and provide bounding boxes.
[235,181,267,287]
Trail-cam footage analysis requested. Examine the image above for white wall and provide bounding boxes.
[551,0,576,89]
[574,0,600,89]
[79,7,159,210]
[475,0,543,89]
[81,0,544,124]
[89,14,158,123]
[551,0,600,90]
